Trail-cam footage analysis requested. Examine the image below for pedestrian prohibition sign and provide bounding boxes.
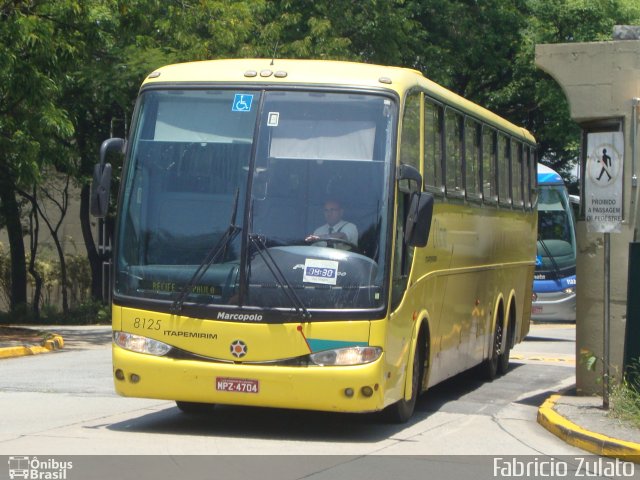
[585,131,624,233]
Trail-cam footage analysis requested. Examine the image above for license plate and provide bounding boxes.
[216,377,259,393]
[532,306,543,314]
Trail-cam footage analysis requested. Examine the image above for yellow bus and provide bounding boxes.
[92,59,537,422]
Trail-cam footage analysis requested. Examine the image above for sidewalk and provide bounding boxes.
[538,390,640,461]
[1,325,640,460]
[0,325,64,359]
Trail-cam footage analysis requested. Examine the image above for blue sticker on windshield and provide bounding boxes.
[232,94,253,112]
[535,255,542,266]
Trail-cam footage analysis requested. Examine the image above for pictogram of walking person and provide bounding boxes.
[596,148,612,181]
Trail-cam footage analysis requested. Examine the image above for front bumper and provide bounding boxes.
[113,345,387,413]
[531,290,576,322]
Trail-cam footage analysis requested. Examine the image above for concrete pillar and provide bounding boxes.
[535,34,640,395]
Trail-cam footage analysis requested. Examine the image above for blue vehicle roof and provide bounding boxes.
[537,163,564,185]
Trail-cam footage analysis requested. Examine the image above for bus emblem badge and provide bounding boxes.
[230,340,248,358]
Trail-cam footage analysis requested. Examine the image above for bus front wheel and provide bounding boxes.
[384,338,424,423]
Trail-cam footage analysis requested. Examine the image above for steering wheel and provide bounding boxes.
[315,237,360,253]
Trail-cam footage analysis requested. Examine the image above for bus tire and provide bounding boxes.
[384,336,424,423]
[498,320,512,375]
[483,321,502,380]
[175,401,216,415]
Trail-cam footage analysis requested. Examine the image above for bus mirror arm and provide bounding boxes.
[397,163,423,186]
[90,138,124,218]
[405,192,434,248]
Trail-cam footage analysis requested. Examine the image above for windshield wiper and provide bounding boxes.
[170,188,241,314]
[248,233,311,320]
[537,236,560,280]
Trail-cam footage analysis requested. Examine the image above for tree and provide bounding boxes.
[19,174,73,315]
[59,0,170,302]
[406,0,640,176]
[0,1,74,313]
[3,0,640,314]
[524,0,640,175]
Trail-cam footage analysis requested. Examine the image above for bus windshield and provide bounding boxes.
[536,185,576,275]
[115,89,395,316]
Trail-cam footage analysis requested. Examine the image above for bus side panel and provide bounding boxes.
[407,202,535,388]
[383,273,446,406]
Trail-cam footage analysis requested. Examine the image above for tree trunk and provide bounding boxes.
[51,232,69,315]
[0,178,27,312]
[80,184,103,301]
[36,176,71,315]
[27,190,42,320]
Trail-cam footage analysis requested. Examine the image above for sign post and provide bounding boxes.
[585,131,624,408]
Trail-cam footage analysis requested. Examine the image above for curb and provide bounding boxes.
[0,334,64,359]
[538,394,640,462]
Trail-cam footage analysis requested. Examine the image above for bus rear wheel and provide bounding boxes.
[175,401,216,415]
[498,323,511,375]
[483,321,503,380]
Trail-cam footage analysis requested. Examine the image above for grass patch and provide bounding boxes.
[610,363,640,429]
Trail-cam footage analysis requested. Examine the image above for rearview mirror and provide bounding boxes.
[405,192,434,247]
[397,163,423,186]
[90,163,113,218]
[90,138,124,218]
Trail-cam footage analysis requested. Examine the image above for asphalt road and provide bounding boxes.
[0,323,586,459]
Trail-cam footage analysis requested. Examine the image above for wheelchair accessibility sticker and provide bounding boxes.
[232,94,253,112]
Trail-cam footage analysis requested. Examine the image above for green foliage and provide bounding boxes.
[523,0,640,173]
[528,0,640,43]
[0,1,76,186]
[610,359,640,429]
[154,0,267,60]
[406,0,640,173]
[1,0,640,313]
[581,349,599,372]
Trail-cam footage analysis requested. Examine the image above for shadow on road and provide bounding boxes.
[106,362,527,441]
[48,326,112,350]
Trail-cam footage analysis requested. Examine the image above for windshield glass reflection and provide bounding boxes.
[115,89,395,315]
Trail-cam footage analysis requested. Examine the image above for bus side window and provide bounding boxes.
[400,91,421,171]
[498,133,511,206]
[445,108,463,196]
[393,91,421,310]
[424,99,443,193]
[482,127,497,203]
[529,146,538,207]
[465,117,481,200]
[523,146,531,209]
[391,192,415,310]
[512,140,524,208]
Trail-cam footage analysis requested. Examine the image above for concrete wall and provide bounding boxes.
[0,179,91,311]
[536,38,640,394]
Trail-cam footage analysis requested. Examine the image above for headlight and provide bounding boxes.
[309,346,382,366]
[114,331,171,356]
[564,287,575,295]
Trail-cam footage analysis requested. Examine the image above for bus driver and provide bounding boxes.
[305,199,358,250]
